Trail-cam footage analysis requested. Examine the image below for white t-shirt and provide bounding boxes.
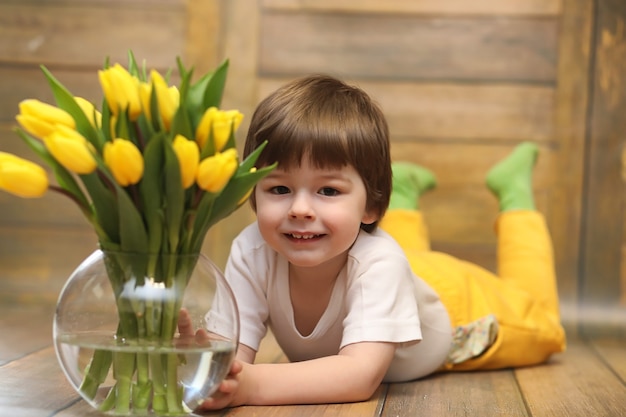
[207,222,453,382]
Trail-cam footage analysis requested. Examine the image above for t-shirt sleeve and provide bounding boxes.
[205,224,270,352]
[341,233,423,348]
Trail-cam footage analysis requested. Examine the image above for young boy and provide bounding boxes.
[200,75,566,409]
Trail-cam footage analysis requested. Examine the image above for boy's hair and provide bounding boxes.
[243,74,391,233]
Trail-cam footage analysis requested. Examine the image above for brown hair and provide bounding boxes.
[243,74,391,232]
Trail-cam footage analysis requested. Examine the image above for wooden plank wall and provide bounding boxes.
[579,0,626,336]
[195,0,591,328]
[0,0,189,302]
[0,0,624,335]
[186,0,626,334]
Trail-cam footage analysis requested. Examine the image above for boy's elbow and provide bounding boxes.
[349,373,384,402]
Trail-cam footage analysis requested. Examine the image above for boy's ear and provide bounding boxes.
[361,210,378,226]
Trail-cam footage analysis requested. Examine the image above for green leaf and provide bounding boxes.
[162,138,185,253]
[186,59,229,125]
[139,134,165,254]
[169,68,194,140]
[189,162,276,252]
[127,50,142,80]
[40,66,102,152]
[210,163,276,226]
[202,59,229,109]
[116,183,149,253]
[239,140,269,173]
[100,98,113,141]
[170,102,194,141]
[80,172,120,244]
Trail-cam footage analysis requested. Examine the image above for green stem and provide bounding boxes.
[150,353,168,413]
[113,351,136,414]
[79,349,113,399]
[166,353,184,413]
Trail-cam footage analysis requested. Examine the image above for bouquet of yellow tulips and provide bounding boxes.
[0,53,274,415]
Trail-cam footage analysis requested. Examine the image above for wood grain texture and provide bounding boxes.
[0,68,103,123]
[262,0,562,16]
[188,0,264,268]
[579,0,626,331]
[0,347,80,415]
[259,12,558,82]
[0,227,97,303]
[549,0,594,318]
[1,246,626,416]
[0,304,56,365]
[258,79,554,142]
[0,2,185,68]
[589,338,626,380]
[516,339,626,416]
[383,371,528,416]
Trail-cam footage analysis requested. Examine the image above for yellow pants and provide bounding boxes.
[380,210,566,370]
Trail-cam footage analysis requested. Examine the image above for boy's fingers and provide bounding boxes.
[177,308,194,336]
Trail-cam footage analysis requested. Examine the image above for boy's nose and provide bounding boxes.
[288,192,315,219]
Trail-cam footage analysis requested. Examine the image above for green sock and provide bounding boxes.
[389,162,437,210]
[486,142,539,212]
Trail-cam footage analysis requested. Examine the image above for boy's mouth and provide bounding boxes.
[286,233,323,240]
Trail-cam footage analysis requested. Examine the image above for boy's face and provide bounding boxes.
[254,158,377,271]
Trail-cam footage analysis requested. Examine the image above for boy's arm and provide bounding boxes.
[202,341,396,408]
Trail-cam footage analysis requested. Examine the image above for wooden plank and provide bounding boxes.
[0,347,80,415]
[184,0,224,76]
[0,227,97,304]
[516,339,626,416]
[0,3,185,68]
[259,79,555,142]
[262,0,562,16]
[5,0,181,5]
[259,12,558,82]
[0,67,108,123]
[579,0,626,335]
[589,338,626,380]
[0,176,92,229]
[190,0,263,268]
[226,386,385,417]
[382,371,528,416]
[387,141,555,242]
[549,0,594,322]
[0,304,55,365]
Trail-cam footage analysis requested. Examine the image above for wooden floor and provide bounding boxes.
[0,301,625,417]
[0,228,625,416]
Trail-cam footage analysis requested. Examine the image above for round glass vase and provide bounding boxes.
[53,250,239,416]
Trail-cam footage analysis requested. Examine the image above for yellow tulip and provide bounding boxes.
[195,107,243,152]
[196,148,238,193]
[16,99,75,138]
[0,152,48,198]
[139,71,180,131]
[45,125,97,174]
[172,135,199,189]
[104,138,144,186]
[98,64,142,120]
[74,97,102,128]
[151,70,179,130]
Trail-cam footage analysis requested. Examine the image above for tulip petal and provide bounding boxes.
[0,152,48,198]
[103,138,144,186]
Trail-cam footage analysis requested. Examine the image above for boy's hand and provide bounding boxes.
[197,360,245,410]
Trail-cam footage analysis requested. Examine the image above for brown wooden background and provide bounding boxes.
[0,0,624,336]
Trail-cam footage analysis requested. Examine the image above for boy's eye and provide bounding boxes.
[319,187,340,197]
[270,185,290,195]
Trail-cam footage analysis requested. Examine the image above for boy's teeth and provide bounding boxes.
[291,233,316,239]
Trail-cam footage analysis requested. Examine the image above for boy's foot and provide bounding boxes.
[486,142,539,212]
[389,162,437,210]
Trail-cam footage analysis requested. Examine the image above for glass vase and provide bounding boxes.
[53,250,239,416]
